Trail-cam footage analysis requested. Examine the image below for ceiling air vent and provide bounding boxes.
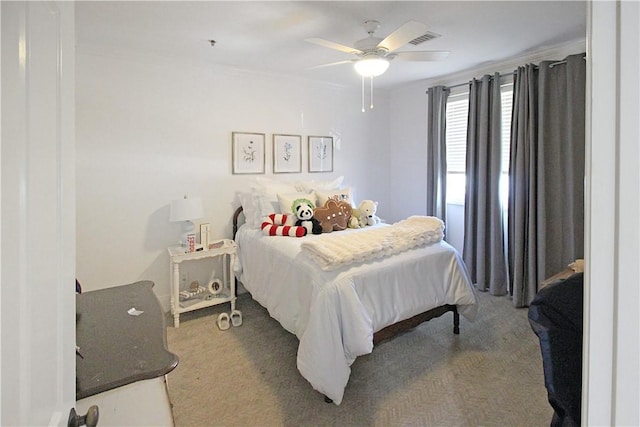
[408,31,441,46]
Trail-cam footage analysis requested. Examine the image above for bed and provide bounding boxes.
[232,191,478,404]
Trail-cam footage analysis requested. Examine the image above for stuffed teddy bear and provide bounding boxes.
[358,200,380,226]
[348,208,364,228]
[292,198,323,235]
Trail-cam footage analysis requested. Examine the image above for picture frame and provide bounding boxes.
[308,136,334,173]
[199,223,210,248]
[273,134,302,173]
[232,132,265,174]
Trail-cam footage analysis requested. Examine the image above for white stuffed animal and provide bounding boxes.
[293,198,323,235]
[358,200,380,226]
[348,208,364,228]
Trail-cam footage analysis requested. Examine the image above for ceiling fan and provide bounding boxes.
[305,20,450,77]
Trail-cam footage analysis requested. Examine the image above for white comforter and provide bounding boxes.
[234,224,478,405]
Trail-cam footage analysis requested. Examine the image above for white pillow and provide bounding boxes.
[296,176,344,193]
[277,192,317,215]
[253,176,299,195]
[251,177,299,218]
[238,192,259,228]
[316,187,353,207]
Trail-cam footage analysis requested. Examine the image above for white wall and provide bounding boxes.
[75,49,389,309]
[388,80,429,222]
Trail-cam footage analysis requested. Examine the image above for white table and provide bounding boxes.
[167,239,237,327]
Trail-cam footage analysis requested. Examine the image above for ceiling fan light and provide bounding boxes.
[354,56,389,77]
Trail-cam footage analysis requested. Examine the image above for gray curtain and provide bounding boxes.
[463,74,507,295]
[426,86,449,220]
[508,53,585,307]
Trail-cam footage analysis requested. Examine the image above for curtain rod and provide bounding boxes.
[440,55,586,91]
[548,60,566,68]
[444,72,514,91]
[549,55,586,68]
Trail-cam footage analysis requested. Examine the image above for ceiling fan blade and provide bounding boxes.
[306,60,356,70]
[377,20,428,53]
[305,38,362,54]
[392,50,451,61]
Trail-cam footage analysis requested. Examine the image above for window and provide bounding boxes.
[445,81,513,206]
[499,83,513,207]
[445,91,469,204]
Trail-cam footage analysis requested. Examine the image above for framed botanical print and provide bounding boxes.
[308,136,333,173]
[232,132,265,174]
[273,134,302,173]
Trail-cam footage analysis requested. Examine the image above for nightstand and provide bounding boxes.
[167,239,237,327]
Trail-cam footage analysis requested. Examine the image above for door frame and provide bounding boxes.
[0,2,76,425]
[584,1,639,425]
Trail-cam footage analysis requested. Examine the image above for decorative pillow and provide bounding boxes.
[261,213,306,237]
[296,176,344,193]
[313,198,353,233]
[277,192,316,215]
[316,187,353,207]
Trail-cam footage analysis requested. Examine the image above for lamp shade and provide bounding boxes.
[354,56,390,77]
[170,196,204,222]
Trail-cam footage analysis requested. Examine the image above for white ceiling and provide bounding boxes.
[75,1,587,89]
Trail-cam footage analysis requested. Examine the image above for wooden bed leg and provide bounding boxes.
[324,395,333,403]
[453,307,460,335]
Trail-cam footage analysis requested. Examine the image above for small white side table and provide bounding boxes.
[167,239,237,327]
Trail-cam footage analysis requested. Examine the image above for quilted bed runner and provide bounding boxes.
[300,216,444,271]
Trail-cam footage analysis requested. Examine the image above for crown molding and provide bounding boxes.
[406,38,586,90]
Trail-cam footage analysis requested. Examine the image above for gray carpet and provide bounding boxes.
[166,291,553,426]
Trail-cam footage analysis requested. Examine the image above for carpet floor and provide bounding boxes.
[166,290,552,426]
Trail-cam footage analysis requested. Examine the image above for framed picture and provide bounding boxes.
[232,132,265,174]
[308,136,333,173]
[273,134,302,173]
[199,223,210,248]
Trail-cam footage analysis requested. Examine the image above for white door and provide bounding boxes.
[1,1,76,426]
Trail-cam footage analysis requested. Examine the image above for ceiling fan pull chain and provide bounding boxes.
[361,76,365,112]
[370,76,374,109]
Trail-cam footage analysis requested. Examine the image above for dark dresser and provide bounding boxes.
[76,281,178,426]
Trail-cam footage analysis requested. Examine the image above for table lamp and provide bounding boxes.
[170,195,204,246]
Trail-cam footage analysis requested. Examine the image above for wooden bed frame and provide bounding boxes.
[232,205,460,344]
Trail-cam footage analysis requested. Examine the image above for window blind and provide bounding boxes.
[445,95,469,174]
[500,83,513,173]
[444,83,513,205]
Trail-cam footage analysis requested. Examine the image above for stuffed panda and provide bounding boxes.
[292,199,323,235]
